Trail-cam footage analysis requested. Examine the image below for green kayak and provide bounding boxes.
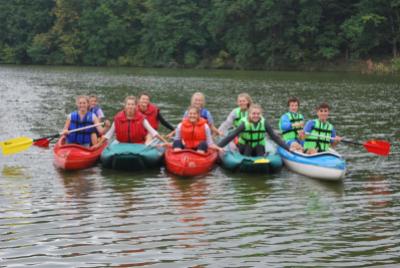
[219,140,283,173]
[100,140,164,171]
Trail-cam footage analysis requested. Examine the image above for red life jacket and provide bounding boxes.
[114,110,147,143]
[139,103,159,130]
[181,118,207,149]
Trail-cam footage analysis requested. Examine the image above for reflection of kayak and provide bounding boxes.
[53,136,108,170]
[219,138,282,173]
[100,140,164,171]
[165,146,218,177]
[277,147,346,181]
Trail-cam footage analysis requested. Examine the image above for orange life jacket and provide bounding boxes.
[139,103,159,130]
[180,118,207,149]
[114,110,147,143]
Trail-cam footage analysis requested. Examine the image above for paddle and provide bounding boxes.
[0,123,103,156]
[305,133,390,156]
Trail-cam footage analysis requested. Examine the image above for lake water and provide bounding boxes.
[0,65,399,267]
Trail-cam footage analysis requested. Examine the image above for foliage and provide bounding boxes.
[0,0,400,70]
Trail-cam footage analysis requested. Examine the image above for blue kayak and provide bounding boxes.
[277,147,346,181]
[219,140,283,173]
[101,140,164,171]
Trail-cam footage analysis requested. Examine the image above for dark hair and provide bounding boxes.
[287,97,300,106]
[316,102,330,110]
[138,92,151,100]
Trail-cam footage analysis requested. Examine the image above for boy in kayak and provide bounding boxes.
[279,97,304,152]
[218,104,289,156]
[137,92,175,131]
[89,95,110,134]
[303,103,342,154]
[218,93,253,134]
[172,106,223,153]
[100,96,167,145]
[62,96,109,146]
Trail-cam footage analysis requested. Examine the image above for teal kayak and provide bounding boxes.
[100,140,164,171]
[219,140,283,173]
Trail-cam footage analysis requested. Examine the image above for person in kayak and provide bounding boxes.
[279,97,305,152]
[100,96,167,144]
[61,95,109,146]
[218,104,290,156]
[137,92,175,131]
[89,95,111,135]
[303,102,342,154]
[171,106,223,153]
[218,93,253,134]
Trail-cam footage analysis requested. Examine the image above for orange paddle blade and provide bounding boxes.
[363,140,390,156]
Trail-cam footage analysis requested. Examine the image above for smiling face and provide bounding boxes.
[138,95,150,111]
[191,94,205,109]
[89,97,97,108]
[249,107,262,123]
[124,99,137,116]
[76,97,89,113]
[317,108,329,122]
[187,108,200,123]
[237,97,249,110]
[289,101,299,113]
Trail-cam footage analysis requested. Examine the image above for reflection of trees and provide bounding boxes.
[167,175,209,248]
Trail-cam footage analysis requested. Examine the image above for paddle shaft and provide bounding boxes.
[34,123,104,141]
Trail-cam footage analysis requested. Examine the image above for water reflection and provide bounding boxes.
[364,173,393,208]
[1,165,31,179]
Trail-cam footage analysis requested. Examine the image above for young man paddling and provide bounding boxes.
[303,103,342,154]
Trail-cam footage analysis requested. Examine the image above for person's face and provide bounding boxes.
[249,108,261,122]
[77,98,89,112]
[188,109,199,123]
[139,95,150,110]
[125,100,137,115]
[192,96,204,108]
[89,97,97,108]
[289,101,298,113]
[317,108,329,122]
[237,97,249,110]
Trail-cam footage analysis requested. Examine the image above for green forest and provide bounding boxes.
[1,0,400,70]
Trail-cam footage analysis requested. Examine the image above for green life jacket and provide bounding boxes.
[233,107,248,128]
[238,117,266,147]
[279,112,304,142]
[303,119,333,152]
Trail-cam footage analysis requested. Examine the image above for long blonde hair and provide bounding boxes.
[237,93,253,108]
[191,92,206,107]
[247,104,263,119]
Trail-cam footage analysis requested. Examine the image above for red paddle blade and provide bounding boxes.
[33,139,50,147]
[363,140,391,156]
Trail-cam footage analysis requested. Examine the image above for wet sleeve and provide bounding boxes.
[104,123,115,140]
[174,123,182,141]
[218,109,236,133]
[264,121,290,150]
[143,119,159,137]
[205,125,214,145]
[279,114,292,132]
[157,112,175,131]
[217,123,244,147]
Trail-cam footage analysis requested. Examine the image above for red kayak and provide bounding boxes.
[165,146,218,177]
[53,136,108,170]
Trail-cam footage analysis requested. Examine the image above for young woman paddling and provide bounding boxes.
[137,92,175,131]
[61,95,108,146]
[303,103,342,154]
[279,97,305,152]
[100,96,167,144]
[218,104,289,156]
[218,93,253,134]
[172,106,223,153]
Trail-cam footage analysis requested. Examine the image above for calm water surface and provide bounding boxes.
[0,65,399,267]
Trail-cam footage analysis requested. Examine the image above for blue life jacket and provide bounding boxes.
[67,111,95,145]
[90,106,101,117]
[200,108,209,120]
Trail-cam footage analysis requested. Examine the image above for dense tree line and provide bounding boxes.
[0,0,399,69]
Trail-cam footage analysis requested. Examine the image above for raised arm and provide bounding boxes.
[264,120,290,150]
[217,123,245,147]
[157,112,175,131]
[218,109,236,134]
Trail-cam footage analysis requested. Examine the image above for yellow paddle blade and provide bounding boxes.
[254,158,269,164]
[0,137,33,155]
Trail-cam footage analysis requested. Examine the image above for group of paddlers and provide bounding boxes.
[62,92,341,155]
